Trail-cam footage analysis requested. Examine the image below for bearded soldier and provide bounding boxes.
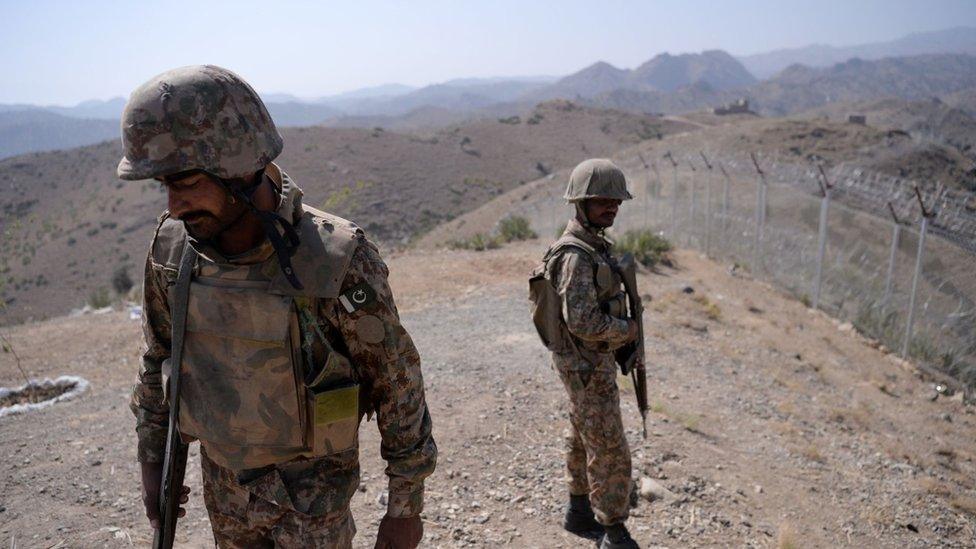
[122,65,436,548]
[530,159,640,549]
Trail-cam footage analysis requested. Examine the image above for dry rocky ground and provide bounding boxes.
[1,239,975,548]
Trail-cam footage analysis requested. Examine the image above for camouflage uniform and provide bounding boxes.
[131,164,436,547]
[546,218,632,526]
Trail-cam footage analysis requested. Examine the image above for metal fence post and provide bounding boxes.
[812,165,833,309]
[550,182,557,237]
[688,160,697,247]
[638,152,650,229]
[751,153,766,271]
[883,202,902,307]
[651,162,661,232]
[665,152,678,241]
[719,164,731,248]
[700,152,714,257]
[902,186,937,358]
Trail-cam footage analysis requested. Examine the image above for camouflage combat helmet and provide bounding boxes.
[117,65,283,181]
[563,158,633,202]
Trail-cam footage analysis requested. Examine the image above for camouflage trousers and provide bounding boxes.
[552,351,632,526]
[200,449,357,548]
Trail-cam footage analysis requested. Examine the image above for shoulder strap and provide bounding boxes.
[166,240,197,420]
[543,235,599,272]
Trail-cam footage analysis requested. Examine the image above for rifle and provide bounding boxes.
[154,425,189,549]
[153,243,196,549]
[614,254,648,439]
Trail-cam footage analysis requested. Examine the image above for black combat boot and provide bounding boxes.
[599,523,640,549]
[563,494,604,540]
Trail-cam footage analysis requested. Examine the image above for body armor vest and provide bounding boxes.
[156,204,364,470]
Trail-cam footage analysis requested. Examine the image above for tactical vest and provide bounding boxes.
[529,233,627,358]
[155,205,365,471]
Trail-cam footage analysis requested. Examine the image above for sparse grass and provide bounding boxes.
[680,414,702,432]
[87,287,111,309]
[648,399,702,432]
[449,215,537,252]
[771,371,803,392]
[776,522,799,549]
[917,477,952,497]
[448,233,501,252]
[801,444,826,463]
[775,400,796,417]
[863,504,896,529]
[950,495,976,517]
[321,180,371,211]
[614,229,673,268]
[692,294,722,321]
[828,401,873,429]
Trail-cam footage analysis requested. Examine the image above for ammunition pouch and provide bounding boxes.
[601,293,627,319]
[306,383,359,456]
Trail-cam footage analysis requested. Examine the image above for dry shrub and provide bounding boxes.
[950,495,976,516]
[917,477,952,497]
[776,522,799,549]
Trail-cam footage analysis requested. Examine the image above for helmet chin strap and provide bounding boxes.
[575,201,607,236]
[221,171,304,290]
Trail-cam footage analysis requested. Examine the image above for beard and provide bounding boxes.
[180,211,230,240]
[590,214,616,228]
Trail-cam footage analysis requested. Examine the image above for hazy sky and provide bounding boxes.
[2,0,975,105]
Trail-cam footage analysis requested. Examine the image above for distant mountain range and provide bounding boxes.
[531,50,756,101]
[0,110,119,158]
[4,27,976,159]
[0,97,126,120]
[738,26,976,79]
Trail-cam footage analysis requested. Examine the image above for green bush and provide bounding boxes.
[498,216,537,242]
[448,233,501,251]
[112,266,134,295]
[614,229,673,268]
[87,287,111,309]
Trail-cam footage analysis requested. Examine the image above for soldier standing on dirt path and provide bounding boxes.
[121,65,436,549]
[531,158,641,549]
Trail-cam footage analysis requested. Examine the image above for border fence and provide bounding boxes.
[515,149,976,392]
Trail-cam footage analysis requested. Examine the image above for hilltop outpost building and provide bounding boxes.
[714,98,752,115]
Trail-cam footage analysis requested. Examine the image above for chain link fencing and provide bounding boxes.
[507,150,976,392]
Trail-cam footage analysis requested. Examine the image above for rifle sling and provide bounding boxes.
[159,240,197,511]
[168,240,197,432]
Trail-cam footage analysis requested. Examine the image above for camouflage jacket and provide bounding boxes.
[546,219,631,365]
[131,164,436,517]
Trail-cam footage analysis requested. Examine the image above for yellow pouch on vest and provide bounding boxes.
[307,383,359,455]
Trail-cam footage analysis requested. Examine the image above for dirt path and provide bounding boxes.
[1,242,974,548]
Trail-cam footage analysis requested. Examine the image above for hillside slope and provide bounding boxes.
[0,243,973,547]
[0,101,696,324]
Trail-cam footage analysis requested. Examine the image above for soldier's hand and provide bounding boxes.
[625,319,639,342]
[140,462,190,529]
[374,515,423,549]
